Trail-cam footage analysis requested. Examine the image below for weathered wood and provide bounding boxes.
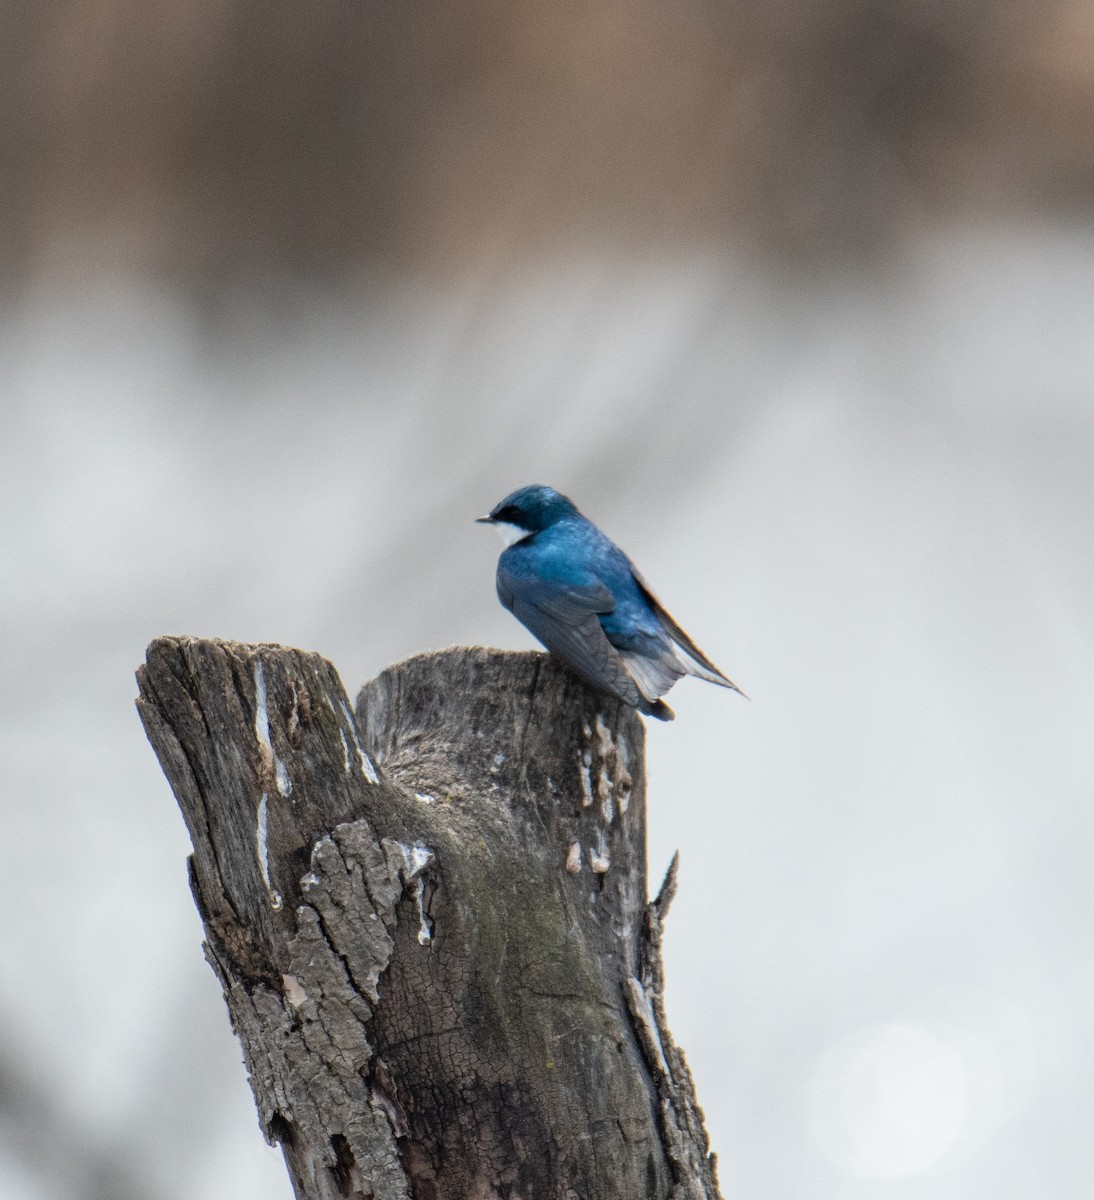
[136,638,722,1200]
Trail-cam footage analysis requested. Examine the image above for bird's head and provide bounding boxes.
[476,485,580,544]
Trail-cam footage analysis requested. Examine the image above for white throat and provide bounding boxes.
[493,521,529,548]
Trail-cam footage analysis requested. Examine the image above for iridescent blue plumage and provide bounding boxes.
[477,484,743,721]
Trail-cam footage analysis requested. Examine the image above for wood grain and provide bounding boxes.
[137,638,721,1199]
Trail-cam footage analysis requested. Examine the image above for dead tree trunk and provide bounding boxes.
[136,638,722,1200]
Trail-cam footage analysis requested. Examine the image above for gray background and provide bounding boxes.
[2,3,1092,1197]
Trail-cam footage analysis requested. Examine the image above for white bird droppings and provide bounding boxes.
[395,841,434,879]
[256,794,271,885]
[256,794,283,909]
[589,846,611,874]
[393,841,435,946]
[579,753,594,808]
[413,878,432,945]
[566,842,583,874]
[254,661,292,798]
[254,662,272,752]
[339,700,380,783]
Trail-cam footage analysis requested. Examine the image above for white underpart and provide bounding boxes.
[619,649,680,701]
[492,521,528,547]
[620,639,728,699]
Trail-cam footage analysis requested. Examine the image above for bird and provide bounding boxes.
[477,484,744,720]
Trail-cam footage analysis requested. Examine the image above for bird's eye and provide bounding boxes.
[495,505,521,523]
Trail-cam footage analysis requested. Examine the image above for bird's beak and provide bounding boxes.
[474,515,494,524]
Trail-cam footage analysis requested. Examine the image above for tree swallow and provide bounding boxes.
[477,484,744,721]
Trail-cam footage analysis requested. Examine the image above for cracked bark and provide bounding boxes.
[137,638,723,1200]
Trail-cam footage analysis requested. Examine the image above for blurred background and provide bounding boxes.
[2,1,1093,1197]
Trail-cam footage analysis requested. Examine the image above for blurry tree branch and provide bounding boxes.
[136,638,722,1200]
[9,0,1093,285]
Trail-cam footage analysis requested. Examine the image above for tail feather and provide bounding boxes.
[640,697,675,721]
[630,570,747,698]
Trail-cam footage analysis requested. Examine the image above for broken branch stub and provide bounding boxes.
[137,638,722,1200]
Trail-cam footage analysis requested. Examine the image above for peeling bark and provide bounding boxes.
[137,638,722,1200]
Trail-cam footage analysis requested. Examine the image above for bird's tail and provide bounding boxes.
[630,572,746,698]
[639,698,675,721]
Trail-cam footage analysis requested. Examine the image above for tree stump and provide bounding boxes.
[136,638,722,1200]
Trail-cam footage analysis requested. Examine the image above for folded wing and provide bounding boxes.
[498,567,657,713]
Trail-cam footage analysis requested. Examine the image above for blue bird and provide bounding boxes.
[477,484,744,721]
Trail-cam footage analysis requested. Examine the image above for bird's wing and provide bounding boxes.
[629,568,745,695]
[498,566,648,711]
